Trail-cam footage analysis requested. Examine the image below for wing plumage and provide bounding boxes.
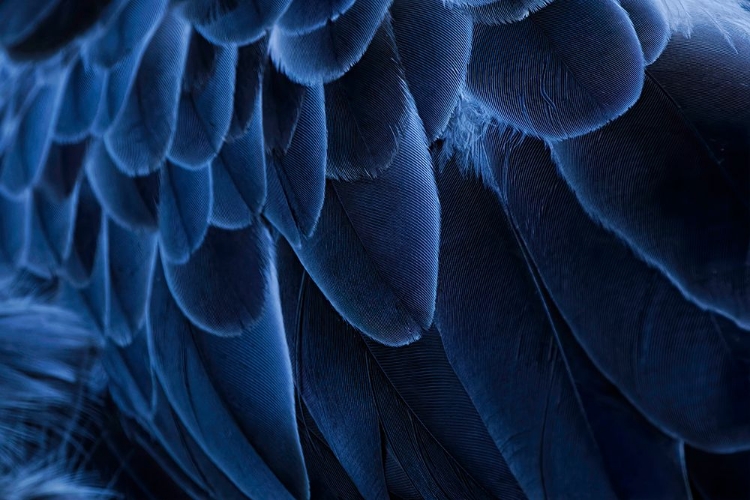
[0,0,748,498]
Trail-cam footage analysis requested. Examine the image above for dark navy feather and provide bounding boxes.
[324,20,410,181]
[163,224,271,336]
[466,0,644,140]
[295,110,438,346]
[226,37,267,140]
[390,0,472,141]
[434,161,616,499]
[551,22,750,331]
[264,84,326,244]
[619,0,670,65]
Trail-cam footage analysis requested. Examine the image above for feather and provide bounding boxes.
[262,62,306,156]
[85,0,168,69]
[85,139,159,233]
[324,19,410,181]
[276,0,356,34]
[269,0,392,85]
[158,161,212,264]
[62,178,102,287]
[466,0,645,140]
[434,161,616,499]
[226,37,267,140]
[38,141,86,201]
[456,0,554,25]
[104,13,190,176]
[104,221,157,346]
[210,109,266,229]
[162,224,271,337]
[180,0,292,46]
[23,186,75,278]
[149,251,308,499]
[494,129,750,452]
[168,33,237,168]
[91,49,142,135]
[295,109,438,346]
[620,0,671,65]
[1,82,62,195]
[55,59,105,143]
[390,0,472,141]
[0,193,27,275]
[288,264,526,499]
[264,84,326,244]
[551,23,750,331]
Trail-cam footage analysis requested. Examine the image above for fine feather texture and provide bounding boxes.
[3,0,750,497]
[552,22,750,331]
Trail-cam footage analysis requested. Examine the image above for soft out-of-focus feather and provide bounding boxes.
[390,0,472,142]
[180,0,292,46]
[210,106,266,229]
[323,19,408,181]
[0,193,27,276]
[227,37,267,140]
[85,0,168,69]
[496,130,750,452]
[1,82,62,195]
[276,0,357,34]
[264,84,326,244]
[551,22,750,331]
[0,298,107,499]
[168,32,236,168]
[150,251,308,500]
[295,110,438,346]
[620,0,671,65]
[104,12,190,176]
[0,0,60,47]
[55,59,104,142]
[163,224,271,336]
[466,0,644,140]
[686,447,750,499]
[269,0,392,85]
[158,161,212,264]
[434,161,616,499]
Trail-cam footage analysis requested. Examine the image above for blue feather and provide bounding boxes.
[55,59,105,143]
[276,0,356,34]
[163,224,271,336]
[85,139,159,233]
[269,0,392,85]
[551,22,750,332]
[104,13,190,176]
[434,161,617,499]
[226,37,267,140]
[295,109,438,346]
[466,0,645,140]
[324,19,410,181]
[158,161,212,264]
[168,33,236,168]
[180,0,292,46]
[264,84,326,244]
[210,107,266,229]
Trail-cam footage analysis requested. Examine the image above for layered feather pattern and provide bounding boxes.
[0,0,749,498]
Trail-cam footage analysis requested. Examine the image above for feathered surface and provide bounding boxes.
[1,0,749,498]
